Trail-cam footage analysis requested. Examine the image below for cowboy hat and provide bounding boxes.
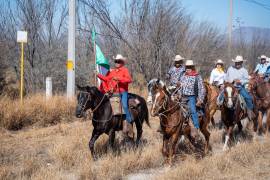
[173,55,184,62]
[113,54,127,62]
[232,55,246,62]
[258,55,267,60]
[185,60,195,66]
[215,59,224,64]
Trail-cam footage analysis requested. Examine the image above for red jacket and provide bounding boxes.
[97,66,132,93]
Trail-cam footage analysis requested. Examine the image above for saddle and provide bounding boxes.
[109,94,140,115]
[110,94,124,115]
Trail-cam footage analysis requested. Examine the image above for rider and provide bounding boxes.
[180,60,205,138]
[97,54,133,138]
[209,59,226,88]
[166,54,185,88]
[254,55,268,75]
[217,55,255,120]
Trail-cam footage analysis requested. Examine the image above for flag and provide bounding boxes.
[91,28,110,85]
[91,28,110,70]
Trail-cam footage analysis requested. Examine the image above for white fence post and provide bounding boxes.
[46,77,52,99]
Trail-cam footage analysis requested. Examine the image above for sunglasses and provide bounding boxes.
[114,60,124,64]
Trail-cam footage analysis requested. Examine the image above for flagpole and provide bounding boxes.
[94,38,97,86]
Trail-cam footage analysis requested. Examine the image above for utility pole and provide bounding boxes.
[228,0,233,60]
[67,0,76,99]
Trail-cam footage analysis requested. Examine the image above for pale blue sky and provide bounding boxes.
[110,0,270,30]
[180,0,270,29]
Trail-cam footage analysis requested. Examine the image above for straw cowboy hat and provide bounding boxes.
[232,55,246,62]
[173,55,185,62]
[113,54,127,62]
[185,60,195,66]
[215,59,224,64]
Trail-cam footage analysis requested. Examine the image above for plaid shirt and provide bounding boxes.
[167,66,185,86]
[180,74,205,102]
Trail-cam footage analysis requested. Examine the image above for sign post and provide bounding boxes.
[17,31,27,104]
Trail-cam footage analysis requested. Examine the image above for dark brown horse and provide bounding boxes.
[221,83,258,150]
[75,85,150,159]
[148,79,211,164]
[249,74,270,134]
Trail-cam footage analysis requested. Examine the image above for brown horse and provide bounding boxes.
[148,79,211,164]
[221,82,258,150]
[249,74,270,134]
[204,82,220,127]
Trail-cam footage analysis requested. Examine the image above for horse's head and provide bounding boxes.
[249,73,264,91]
[147,79,169,116]
[75,85,101,118]
[223,83,238,109]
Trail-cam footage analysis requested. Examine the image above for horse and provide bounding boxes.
[221,82,258,150]
[204,82,220,127]
[249,73,270,134]
[148,79,211,164]
[75,85,150,159]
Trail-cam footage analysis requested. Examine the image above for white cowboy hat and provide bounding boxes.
[113,54,127,61]
[232,55,246,62]
[173,55,184,62]
[215,59,224,64]
[258,55,267,60]
[185,60,195,66]
[266,57,270,62]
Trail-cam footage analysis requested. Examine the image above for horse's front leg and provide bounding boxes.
[168,132,179,165]
[108,130,116,150]
[162,136,170,163]
[89,129,102,160]
[223,126,232,151]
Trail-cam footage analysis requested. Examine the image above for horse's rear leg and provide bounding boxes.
[200,125,211,154]
[134,118,143,145]
[266,110,270,135]
[89,129,102,160]
[257,111,263,135]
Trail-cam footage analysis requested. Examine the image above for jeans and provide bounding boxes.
[217,85,253,110]
[187,96,200,129]
[120,92,132,123]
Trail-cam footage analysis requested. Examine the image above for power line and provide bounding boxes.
[243,0,270,11]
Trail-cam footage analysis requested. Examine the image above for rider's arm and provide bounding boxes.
[254,64,259,73]
[198,75,206,102]
[241,69,249,85]
[97,73,109,82]
[209,69,215,85]
[118,68,132,83]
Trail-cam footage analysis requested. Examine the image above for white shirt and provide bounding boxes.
[209,68,226,85]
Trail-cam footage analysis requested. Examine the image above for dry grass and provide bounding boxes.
[0,94,75,130]
[1,94,270,180]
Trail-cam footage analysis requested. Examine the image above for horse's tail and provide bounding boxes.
[141,97,151,127]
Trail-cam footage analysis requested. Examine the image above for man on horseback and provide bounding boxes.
[217,55,255,120]
[209,59,226,88]
[97,54,134,138]
[179,60,205,138]
[166,55,185,88]
[254,55,268,75]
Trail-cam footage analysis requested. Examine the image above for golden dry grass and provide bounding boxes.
[1,94,270,180]
[0,94,75,130]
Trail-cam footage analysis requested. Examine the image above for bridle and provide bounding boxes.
[78,91,107,113]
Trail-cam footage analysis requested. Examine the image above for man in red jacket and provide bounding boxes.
[97,54,133,138]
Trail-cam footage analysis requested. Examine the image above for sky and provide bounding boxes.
[110,0,270,30]
[181,0,270,30]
